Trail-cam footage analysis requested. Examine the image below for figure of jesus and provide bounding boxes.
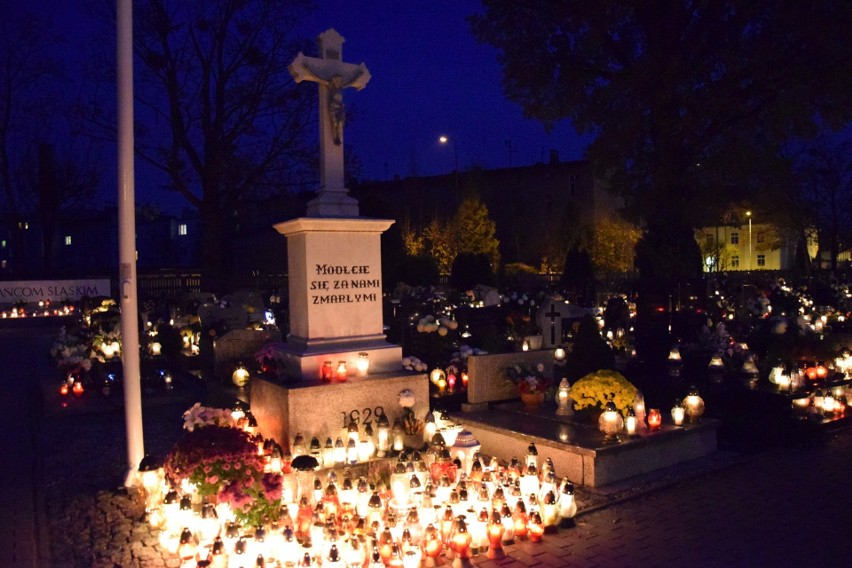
[292,64,366,145]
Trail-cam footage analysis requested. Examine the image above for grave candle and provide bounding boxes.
[72,381,84,396]
[321,361,334,381]
[671,402,685,426]
[625,408,638,435]
[486,511,505,558]
[356,352,370,377]
[647,408,662,430]
[336,361,348,382]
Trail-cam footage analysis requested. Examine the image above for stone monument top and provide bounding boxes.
[289,28,370,218]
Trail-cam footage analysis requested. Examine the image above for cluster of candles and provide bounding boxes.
[428,369,469,395]
[0,301,75,318]
[287,410,465,471]
[145,433,579,568]
[319,354,372,382]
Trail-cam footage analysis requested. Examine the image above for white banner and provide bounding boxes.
[0,279,112,303]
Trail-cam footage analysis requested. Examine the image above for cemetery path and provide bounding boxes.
[0,325,55,568]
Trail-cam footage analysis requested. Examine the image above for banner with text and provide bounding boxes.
[0,279,112,303]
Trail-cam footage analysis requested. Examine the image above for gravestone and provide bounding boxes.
[198,302,248,333]
[230,289,267,324]
[214,328,282,382]
[536,297,571,349]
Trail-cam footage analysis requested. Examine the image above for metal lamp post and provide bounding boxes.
[746,210,752,271]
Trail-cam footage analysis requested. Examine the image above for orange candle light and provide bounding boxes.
[486,511,506,559]
[528,512,545,543]
[72,381,85,396]
[647,408,662,430]
[321,360,334,381]
[336,360,348,382]
[59,383,70,396]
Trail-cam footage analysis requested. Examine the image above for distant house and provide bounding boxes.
[694,220,817,272]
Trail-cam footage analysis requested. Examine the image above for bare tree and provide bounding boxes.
[15,143,99,275]
[0,9,65,272]
[82,0,317,292]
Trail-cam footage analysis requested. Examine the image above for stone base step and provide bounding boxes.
[452,402,719,487]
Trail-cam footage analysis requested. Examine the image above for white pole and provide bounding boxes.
[117,0,145,485]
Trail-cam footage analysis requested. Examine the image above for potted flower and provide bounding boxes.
[163,404,284,529]
[398,389,424,449]
[506,362,551,407]
[254,342,289,378]
[568,369,638,418]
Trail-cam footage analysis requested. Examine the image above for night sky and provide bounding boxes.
[10,1,592,209]
[295,0,592,181]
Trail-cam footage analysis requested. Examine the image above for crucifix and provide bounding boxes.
[545,303,561,345]
[289,29,371,217]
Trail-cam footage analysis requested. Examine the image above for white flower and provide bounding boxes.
[398,389,416,408]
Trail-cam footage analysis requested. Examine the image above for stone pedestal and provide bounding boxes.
[273,217,401,381]
[250,372,429,451]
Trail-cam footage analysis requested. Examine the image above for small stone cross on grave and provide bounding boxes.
[289,29,371,217]
[536,298,570,349]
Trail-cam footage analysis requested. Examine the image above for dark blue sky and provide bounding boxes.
[298,1,592,181]
[13,1,591,211]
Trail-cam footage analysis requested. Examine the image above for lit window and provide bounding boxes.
[65,235,72,246]
[1,240,5,248]
[178,223,188,236]
[731,256,739,268]
[757,254,766,267]
[730,232,739,245]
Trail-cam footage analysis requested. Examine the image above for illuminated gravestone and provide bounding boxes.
[251,30,426,451]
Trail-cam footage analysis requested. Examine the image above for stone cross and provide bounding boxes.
[544,303,561,345]
[289,29,371,217]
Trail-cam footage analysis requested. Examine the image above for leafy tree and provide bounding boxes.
[471,1,852,283]
[83,0,316,292]
[422,218,456,275]
[454,194,500,269]
[590,217,641,275]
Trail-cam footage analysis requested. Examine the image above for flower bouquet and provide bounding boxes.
[506,362,551,406]
[568,369,637,416]
[164,405,283,528]
[398,389,424,448]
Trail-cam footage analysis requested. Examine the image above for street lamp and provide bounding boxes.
[746,210,752,271]
[438,135,458,172]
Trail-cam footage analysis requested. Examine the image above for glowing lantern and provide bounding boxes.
[527,512,545,543]
[231,363,250,388]
[647,408,662,431]
[625,407,638,435]
[450,517,473,567]
[450,430,481,476]
[683,386,705,423]
[336,361,348,382]
[321,361,334,381]
[72,381,85,396]
[555,378,572,416]
[671,401,685,426]
[356,352,370,377]
[598,398,623,443]
[486,511,505,559]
